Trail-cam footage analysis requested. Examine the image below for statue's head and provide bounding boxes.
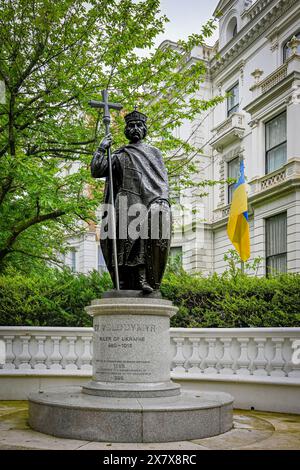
[124,110,148,143]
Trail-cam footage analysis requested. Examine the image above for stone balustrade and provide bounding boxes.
[0,326,299,381]
[249,158,300,199]
[1,326,299,412]
[0,327,93,375]
[170,328,300,381]
[250,53,300,99]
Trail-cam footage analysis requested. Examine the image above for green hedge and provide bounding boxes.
[0,267,299,327]
[162,271,300,328]
[0,268,112,327]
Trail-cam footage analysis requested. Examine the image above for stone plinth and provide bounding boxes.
[28,293,234,442]
[28,388,233,443]
[82,295,180,397]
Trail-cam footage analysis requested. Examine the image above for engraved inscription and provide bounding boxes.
[92,317,169,383]
[95,359,151,381]
[94,323,157,333]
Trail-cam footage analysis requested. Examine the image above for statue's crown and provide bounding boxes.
[124,110,147,124]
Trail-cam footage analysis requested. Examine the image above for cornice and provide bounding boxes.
[213,0,237,17]
[210,0,299,78]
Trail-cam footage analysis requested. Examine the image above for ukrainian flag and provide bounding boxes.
[227,160,250,261]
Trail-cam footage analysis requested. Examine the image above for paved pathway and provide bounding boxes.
[0,401,299,450]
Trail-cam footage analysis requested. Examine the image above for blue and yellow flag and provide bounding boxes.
[227,160,250,262]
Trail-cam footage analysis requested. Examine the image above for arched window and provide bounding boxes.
[227,17,238,41]
[233,23,238,38]
[283,32,300,62]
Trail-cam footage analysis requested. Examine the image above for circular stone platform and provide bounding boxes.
[28,387,233,443]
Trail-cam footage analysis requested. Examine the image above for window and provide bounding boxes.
[71,250,77,272]
[227,17,238,41]
[266,212,287,275]
[170,189,180,206]
[227,83,239,116]
[232,23,238,38]
[169,246,182,263]
[227,157,240,203]
[98,244,107,274]
[283,32,300,62]
[265,112,287,174]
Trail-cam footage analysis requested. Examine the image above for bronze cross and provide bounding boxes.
[88,90,123,290]
[89,89,123,131]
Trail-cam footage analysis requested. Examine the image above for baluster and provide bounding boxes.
[80,336,92,371]
[49,336,62,370]
[288,338,300,377]
[18,335,32,369]
[34,336,47,370]
[65,336,78,370]
[172,337,186,373]
[219,337,234,375]
[2,336,15,369]
[236,337,250,375]
[270,337,285,377]
[203,338,218,374]
[252,337,268,376]
[187,338,201,374]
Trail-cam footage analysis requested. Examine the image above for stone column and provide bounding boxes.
[82,294,180,398]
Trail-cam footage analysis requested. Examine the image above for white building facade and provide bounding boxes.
[66,0,300,277]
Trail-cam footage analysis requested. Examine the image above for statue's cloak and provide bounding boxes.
[91,141,170,286]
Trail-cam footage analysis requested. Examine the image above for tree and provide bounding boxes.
[0,0,222,271]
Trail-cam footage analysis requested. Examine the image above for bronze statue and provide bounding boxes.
[90,98,171,294]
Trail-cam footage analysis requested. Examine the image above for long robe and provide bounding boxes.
[91,141,171,289]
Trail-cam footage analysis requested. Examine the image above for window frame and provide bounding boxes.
[169,246,183,265]
[227,156,240,204]
[226,82,239,117]
[71,249,77,272]
[265,212,287,276]
[232,22,238,38]
[265,111,287,174]
[97,243,107,274]
[283,30,300,63]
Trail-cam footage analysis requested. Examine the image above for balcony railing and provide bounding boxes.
[249,159,300,198]
[210,113,245,152]
[213,159,300,222]
[249,53,300,99]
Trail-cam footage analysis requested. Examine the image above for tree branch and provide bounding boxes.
[0,209,66,263]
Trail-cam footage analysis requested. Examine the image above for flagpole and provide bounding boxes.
[241,260,245,274]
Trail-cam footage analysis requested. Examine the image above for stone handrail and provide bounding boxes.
[0,326,299,382]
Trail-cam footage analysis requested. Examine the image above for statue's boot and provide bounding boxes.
[137,266,153,294]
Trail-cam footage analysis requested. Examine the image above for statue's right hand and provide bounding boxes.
[99,133,112,151]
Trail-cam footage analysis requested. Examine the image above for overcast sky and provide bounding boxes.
[154,0,219,47]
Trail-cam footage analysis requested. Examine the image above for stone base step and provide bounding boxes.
[28,387,233,443]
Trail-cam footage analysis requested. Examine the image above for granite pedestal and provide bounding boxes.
[28,293,234,442]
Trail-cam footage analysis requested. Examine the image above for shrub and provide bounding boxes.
[161,271,300,328]
[0,267,299,327]
[0,267,112,326]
